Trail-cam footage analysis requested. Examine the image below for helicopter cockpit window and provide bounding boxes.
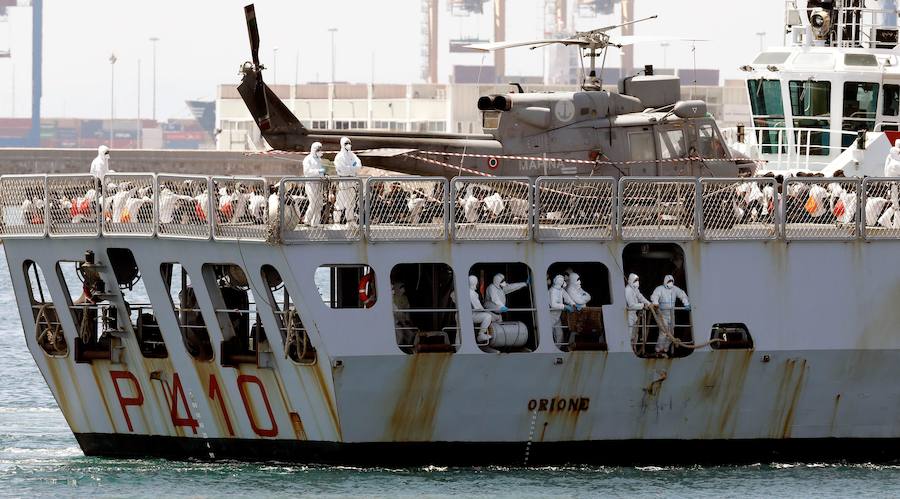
[693,122,728,159]
[483,111,501,130]
[658,127,687,160]
[842,81,879,147]
[789,80,831,156]
[628,130,656,162]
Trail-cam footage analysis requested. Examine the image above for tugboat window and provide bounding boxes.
[467,262,538,353]
[160,263,213,361]
[25,261,67,357]
[545,262,610,352]
[789,80,831,156]
[884,84,900,117]
[842,81,879,147]
[315,264,377,309]
[390,263,458,354]
[622,243,694,359]
[747,79,785,153]
[261,265,316,365]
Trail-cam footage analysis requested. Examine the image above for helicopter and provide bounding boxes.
[238,4,753,178]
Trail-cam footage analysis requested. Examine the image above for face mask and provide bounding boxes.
[632,281,640,289]
[499,281,507,288]
[316,151,324,158]
[665,283,673,289]
[344,143,352,151]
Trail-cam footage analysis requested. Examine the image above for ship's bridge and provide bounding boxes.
[737,1,900,171]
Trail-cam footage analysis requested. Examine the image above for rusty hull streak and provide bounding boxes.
[635,358,672,439]
[195,360,241,437]
[387,352,452,442]
[830,393,842,436]
[769,357,808,439]
[699,350,754,438]
[543,352,607,441]
[310,360,342,440]
[42,357,96,434]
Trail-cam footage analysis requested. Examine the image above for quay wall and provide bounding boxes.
[0,148,301,177]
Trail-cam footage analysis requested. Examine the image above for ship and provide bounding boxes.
[4,1,900,466]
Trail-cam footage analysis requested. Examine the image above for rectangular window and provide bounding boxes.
[884,84,900,117]
[546,262,609,352]
[789,80,831,156]
[391,263,458,354]
[107,248,166,359]
[262,265,316,365]
[628,130,656,161]
[658,127,687,159]
[747,79,786,153]
[161,263,212,360]
[842,81,879,147]
[468,263,537,353]
[202,264,264,366]
[695,123,728,159]
[316,264,376,309]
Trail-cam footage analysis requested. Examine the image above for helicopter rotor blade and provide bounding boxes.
[465,38,588,52]
[612,35,710,46]
[585,14,659,35]
[244,4,261,67]
[244,4,270,130]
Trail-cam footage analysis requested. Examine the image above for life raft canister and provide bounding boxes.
[358,273,375,307]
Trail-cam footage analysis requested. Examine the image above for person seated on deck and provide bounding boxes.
[484,273,528,317]
[469,275,499,343]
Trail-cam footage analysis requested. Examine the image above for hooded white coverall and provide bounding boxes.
[625,273,651,343]
[881,140,900,228]
[469,276,498,342]
[549,275,576,345]
[334,137,361,224]
[650,275,690,354]
[484,273,527,313]
[303,142,326,226]
[566,272,591,306]
[90,145,111,181]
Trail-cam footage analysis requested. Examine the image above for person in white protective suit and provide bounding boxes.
[650,275,690,356]
[624,273,651,344]
[880,140,900,228]
[89,145,112,181]
[157,182,196,224]
[333,137,361,224]
[303,142,326,226]
[469,275,499,343]
[565,272,591,309]
[549,275,576,345]
[484,273,528,314]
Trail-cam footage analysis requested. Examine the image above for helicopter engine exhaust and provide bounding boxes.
[477,95,512,111]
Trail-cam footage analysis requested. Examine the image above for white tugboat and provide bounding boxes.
[5,3,900,466]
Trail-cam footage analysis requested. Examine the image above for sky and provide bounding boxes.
[21,0,786,120]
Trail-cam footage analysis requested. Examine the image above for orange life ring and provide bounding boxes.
[358,273,375,307]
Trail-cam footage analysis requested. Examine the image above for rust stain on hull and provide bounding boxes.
[387,353,452,442]
[311,361,342,440]
[770,357,808,438]
[699,350,754,438]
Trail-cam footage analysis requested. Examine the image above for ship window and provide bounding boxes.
[792,53,835,69]
[622,243,693,359]
[658,126,687,160]
[262,265,316,365]
[545,262,610,352]
[747,79,785,153]
[107,248,166,359]
[56,260,111,362]
[315,264,376,309]
[884,84,900,116]
[25,260,67,357]
[628,130,656,161]
[202,264,264,367]
[789,80,831,156]
[842,81,879,147]
[753,52,790,65]
[390,263,458,354]
[468,262,538,353]
[160,263,213,361]
[710,323,754,350]
[844,53,878,67]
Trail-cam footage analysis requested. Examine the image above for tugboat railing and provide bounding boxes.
[4,172,900,243]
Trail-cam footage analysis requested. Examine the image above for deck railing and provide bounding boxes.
[4,172,900,243]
